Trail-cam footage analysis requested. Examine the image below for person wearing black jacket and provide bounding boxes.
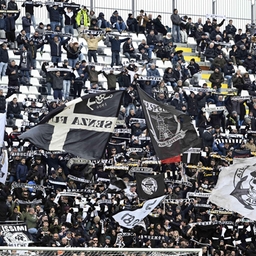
[6,60,20,99]
[223,59,235,88]
[0,89,5,113]
[0,189,11,222]
[152,15,167,36]
[22,0,42,28]
[0,43,9,78]
[16,29,29,48]
[26,39,44,69]
[5,10,20,43]
[62,59,73,100]
[48,36,70,64]
[146,29,158,52]
[63,7,78,35]
[187,58,201,86]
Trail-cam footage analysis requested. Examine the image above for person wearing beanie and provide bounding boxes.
[110,10,126,34]
[126,13,138,33]
[22,12,32,38]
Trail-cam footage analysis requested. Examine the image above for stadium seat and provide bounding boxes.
[20,86,29,95]
[28,86,40,95]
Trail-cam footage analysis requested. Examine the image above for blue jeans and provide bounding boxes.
[50,21,60,30]
[224,75,232,88]
[31,59,36,69]
[52,56,62,64]
[63,80,70,99]
[46,82,52,95]
[68,58,77,68]
[126,103,136,117]
[146,48,153,59]
[8,113,23,119]
[172,24,180,43]
[53,89,62,99]
[114,22,126,32]
[28,228,38,234]
[21,70,30,84]
[0,62,8,77]
[64,25,74,35]
[31,15,36,28]
[98,20,110,28]
[111,51,120,67]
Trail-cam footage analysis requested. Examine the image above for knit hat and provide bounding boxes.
[26,12,31,17]
[105,236,111,240]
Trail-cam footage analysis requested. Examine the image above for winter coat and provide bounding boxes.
[63,44,82,59]
[209,70,224,88]
[0,95,6,113]
[170,12,181,26]
[109,37,129,52]
[243,58,256,71]
[0,46,9,63]
[5,12,20,32]
[48,73,64,90]
[22,16,31,33]
[153,17,167,35]
[6,64,19,81]
[46,5,61,22]
[76,9,89,27]
[102,71,122,89]
[110,14,124,25]
[48,37,70,57]
[204,46,215,60]
[83,35,104,51]
[14,50,33,71]
[16,163,28,182]
[223,63,235,76]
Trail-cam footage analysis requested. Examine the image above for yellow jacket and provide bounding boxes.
[83,35,104,50]
[76,9,89,27]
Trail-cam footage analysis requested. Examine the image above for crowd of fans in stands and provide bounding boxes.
[1,1,256,256]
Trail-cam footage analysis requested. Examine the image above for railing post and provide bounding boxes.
[90,0,94,10]
[251,0,255,24]
[212,0,216,14]
[132,0,135,18]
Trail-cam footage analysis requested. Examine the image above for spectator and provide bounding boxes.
[46,3,62,31]
[171,9,181,43]
[47,70,64,100]
[110,10,126,34]
[136,10,148,34]
[0,89,6,113]
[76,6,89,35]
[7,97,22,119]
[22,12,32,38]
[225,19,237,38]
[126,13,138,33]
[6,60,20,99]
[243,53,256,74]
[83,33,104,63]
[63,7,77,35]
[63,41,83,68]
[5,10,20,45]
[109,35,130,67]
[223,59,235,88]
[123,38,139,61]
[102,69,122,90]
[97,12,110,29]
[153,15,167,36]
[209,67,224,91]
[0,43,9,79]
[0,13,5,39]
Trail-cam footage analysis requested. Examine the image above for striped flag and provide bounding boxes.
[19,91,124,159]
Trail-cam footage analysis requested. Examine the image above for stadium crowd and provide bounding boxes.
[1,1,256,256]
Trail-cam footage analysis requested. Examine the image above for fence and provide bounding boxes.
[15,0,254,33]
[0,247,203,256]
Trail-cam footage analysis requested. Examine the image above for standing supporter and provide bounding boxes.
[83,33,104,63]
[5,10,20,45]
[0,13,6,38]
[46,3,62,31]
[47,70,64,100]
[14,44,33,85]
[102,69,122,91]
[209,67,224,91]
[47,35,70,64]
[62,59,72,100]
[22,12,32,39]
[63,41,83,68]
[171,9,181,43]
[22,0,42,28]
[0,89,5,113]
[146,29,158,54]
[63,7,77,35]
[26,39,44,70]
[76,6,90,36]
[0,43,9,78]
[109,35,130,67]
[6,60,20,99]
[16,29,29,48]
[73,61,85,98]
[122,38,140,61]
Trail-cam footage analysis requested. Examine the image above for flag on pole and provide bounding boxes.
[136,173,165,199]
[209,157,256,221]
[137,86,201,163]
[19,91,124,159]
[113,195,165,229]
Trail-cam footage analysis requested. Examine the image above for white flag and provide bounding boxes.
[113,195,165,229]
[209,158,256,221]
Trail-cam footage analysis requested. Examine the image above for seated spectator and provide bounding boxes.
[229,44,239,65]
[210,26,223,41]
[126,13,138,33]
[136,10,149,34]
[204,42,215,62]
[209,67,224,91]
[243,53,256,73]
[110,10,126,34]
[187,58,201,86]
[123,38,140,61]
[211,53,226,71]
[152,15,167,36]
[232,69,245,95]
[223,59,235,88]
[97,12,110,29]
[163,67,177,88]
[225,19,237,38]
[236,45,248,65]
[7,97,23,119]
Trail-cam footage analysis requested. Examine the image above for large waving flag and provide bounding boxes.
[113,195,165,229]
[137,86,201,163]
[209,157,256,221]
[19,91,124,159]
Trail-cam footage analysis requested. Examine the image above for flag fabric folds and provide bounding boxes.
[113,195,165,229]
[19,91,124,159]
[108,176,127,192]
[209,157,256,221]
[136,173,165,199]
[182,148,201,164]
[137,87,201,163]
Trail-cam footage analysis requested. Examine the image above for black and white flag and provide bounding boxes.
[113,195,165,229]
[108,176,127,192]
[0,223,32,246]
[19,91,124,159]
[182,148,201,164]
[136,173,165,200]
[209,158,256,221]
[137,86,201,163]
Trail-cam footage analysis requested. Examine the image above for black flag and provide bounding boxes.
[19,91,124,159]
[137,86,201,163]
[136,173,165,200]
